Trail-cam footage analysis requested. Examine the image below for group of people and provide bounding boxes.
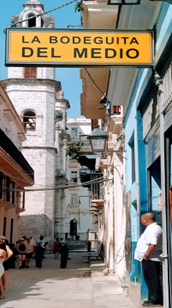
[0,235,70,299]
[15,235,48,269]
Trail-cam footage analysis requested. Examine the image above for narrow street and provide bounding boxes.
[1,253,136,308]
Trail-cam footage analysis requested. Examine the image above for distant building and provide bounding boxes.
[64,118,93,241]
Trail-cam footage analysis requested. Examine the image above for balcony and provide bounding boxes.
[90,199,104,208]
[68,179,79,190]
[0,129,34,185]
[0,182,25,212]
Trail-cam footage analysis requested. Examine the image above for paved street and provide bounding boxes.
[0,253,136,308]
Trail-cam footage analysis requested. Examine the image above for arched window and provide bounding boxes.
[28,14,36,27]
[23,111,36,131]
[24,67,37,78]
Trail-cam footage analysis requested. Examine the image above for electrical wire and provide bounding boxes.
[25,176,112,192]
[0,174,103,190]
[8,0,78,28]
[0,175,112,192]
[85,68,104,95]
[0,169,104,188]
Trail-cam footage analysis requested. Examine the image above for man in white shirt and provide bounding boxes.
[134,212,163,307]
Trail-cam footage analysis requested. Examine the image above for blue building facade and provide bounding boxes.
[121,2,172,306]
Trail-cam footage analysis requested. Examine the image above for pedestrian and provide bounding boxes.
[134,212,163,307]
[35,243,44,268]
[0,240,7,299]
[25,236,36,268]
[52,238,61,259]
[87,240,91,252]
[60,242,69,268]
[1,237,13,292]
[36,236,48,258]
[8,244,16,268]
[16,238,26,269]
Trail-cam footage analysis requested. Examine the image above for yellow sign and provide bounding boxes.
[5,28,154,67]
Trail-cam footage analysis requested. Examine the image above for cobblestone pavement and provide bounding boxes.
[0,253,137,308]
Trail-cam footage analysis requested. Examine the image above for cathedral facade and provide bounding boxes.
[2,0,70,239]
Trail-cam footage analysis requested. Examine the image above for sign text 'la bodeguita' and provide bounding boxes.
[5,29,154,67]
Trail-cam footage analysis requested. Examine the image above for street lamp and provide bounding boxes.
[87,125,108,153]
[107,0,140,4]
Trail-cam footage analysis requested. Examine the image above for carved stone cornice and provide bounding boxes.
[1,79,61,92]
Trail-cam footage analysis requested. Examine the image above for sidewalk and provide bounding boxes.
[90,260,136,308]
[90,259,163,308]
[0,253,137,308]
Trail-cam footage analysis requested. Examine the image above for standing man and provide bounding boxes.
[134,212,163,307]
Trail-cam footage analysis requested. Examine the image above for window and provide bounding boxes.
[10,181,15,205]
[23,111,36,131]
[0,172,3,200]
[3,217,7,236]
[71,128,78,139]
[6,177,10,202]
[113,105,121,115]
[131,140,135,183]
[24,67,37,78]
[71,194,78,206]
[28,14,36,27]
[10,218,14,244]
[0,173,15,204]
[16,190,25,210]
[71,171,77,183]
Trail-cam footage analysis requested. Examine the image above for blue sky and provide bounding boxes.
[0,0,83,118]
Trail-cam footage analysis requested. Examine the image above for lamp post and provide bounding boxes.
[87,125,108,153]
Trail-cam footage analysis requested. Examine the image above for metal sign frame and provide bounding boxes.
[5,28,154,67]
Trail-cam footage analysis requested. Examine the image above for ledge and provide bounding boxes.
[3,109,15,122]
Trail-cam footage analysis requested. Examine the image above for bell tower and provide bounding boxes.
[2,0,69,239]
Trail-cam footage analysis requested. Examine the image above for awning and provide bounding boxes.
[0,128,34,185]
[79,154,97,170]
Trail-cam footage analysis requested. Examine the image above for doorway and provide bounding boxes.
[70,219,77,237]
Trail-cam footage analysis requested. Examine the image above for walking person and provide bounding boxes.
[36,236,48,259]
[52,238,61,259]
[134,212,163,307]
[16,238,26,269]
[60,242,69,269]
[25,236,36,268]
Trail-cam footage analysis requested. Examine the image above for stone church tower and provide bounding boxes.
[2,0,70,239]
